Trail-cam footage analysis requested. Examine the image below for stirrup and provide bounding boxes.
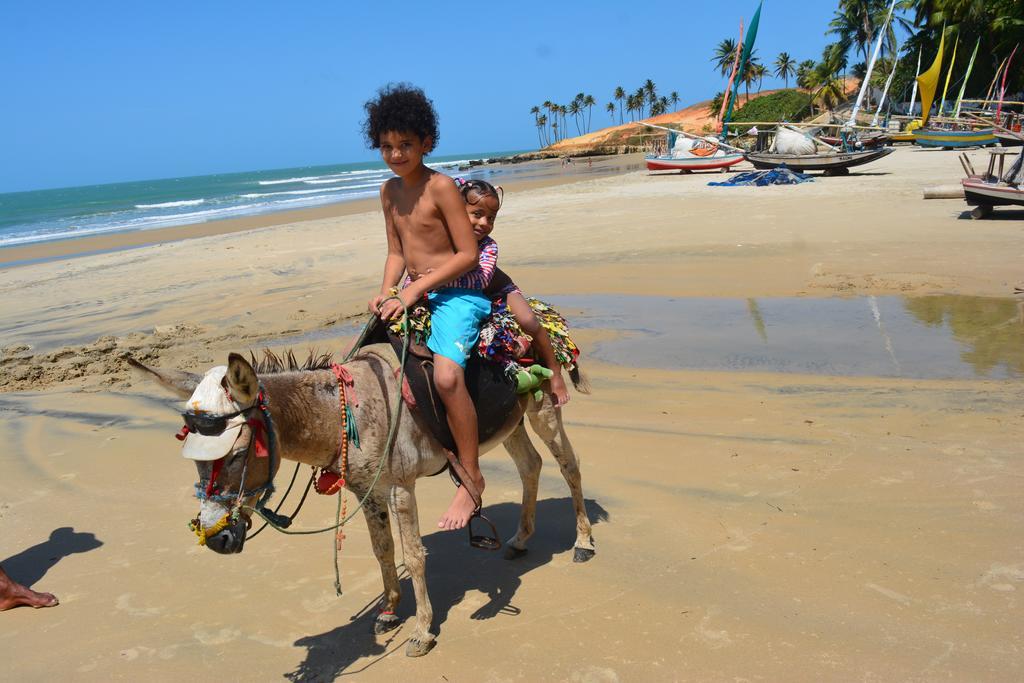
[468,509,501,551]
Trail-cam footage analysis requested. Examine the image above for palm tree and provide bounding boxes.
[634,87,646,118]
[707,91,725,118]
[712,38,740,76]
[643,79,657,103]
[669,91,680,110]
[537,114,548,147]
[614,86,625,124]
[568,99,583,136]
[808,43,848,113]
[739,49,762,103]
[584,94,596,132]
[531,106,542,146]
[752,63,767,93]
[543,100,554,142]
[796,59,817,90]
[606,101,616,122]
[774,52,796,88]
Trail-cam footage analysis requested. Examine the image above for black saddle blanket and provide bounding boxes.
[357,317,519,453]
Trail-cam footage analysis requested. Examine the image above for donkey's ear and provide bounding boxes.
[226,352,259,404]
[125,355,201,399]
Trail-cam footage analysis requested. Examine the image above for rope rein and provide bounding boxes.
[240,298,412,594]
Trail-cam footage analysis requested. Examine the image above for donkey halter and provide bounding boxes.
[183,382,282,545]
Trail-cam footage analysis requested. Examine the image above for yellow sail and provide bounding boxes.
[917,29,945,126]
[937,35,958,117]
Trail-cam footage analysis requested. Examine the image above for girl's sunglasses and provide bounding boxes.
[181,407,253,436]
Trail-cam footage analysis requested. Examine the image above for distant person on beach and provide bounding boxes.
[363,83,488,531]
[454,177,571,406]
[0,566,57,611]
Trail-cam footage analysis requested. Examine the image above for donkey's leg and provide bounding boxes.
[502,421,542,560]
[359,489,402,635]
[388,483,435,657]
[527,399,596,563]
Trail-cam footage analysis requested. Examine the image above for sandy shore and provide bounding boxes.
[2,147,1023,681]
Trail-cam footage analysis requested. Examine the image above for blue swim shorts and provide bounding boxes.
[426,287,491,368]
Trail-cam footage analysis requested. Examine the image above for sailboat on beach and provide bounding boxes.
[643,7,758,173]
[912,29,997,148]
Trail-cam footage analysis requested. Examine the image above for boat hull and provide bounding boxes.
[962,178,1024,207]
[645,153,745,172]
[913,127,997,148]
[995,132,1024,148]
[744,147,894,171]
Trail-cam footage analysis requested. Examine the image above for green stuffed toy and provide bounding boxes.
[515,364,553,400]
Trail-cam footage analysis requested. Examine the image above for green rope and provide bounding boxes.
[244,297,412,596]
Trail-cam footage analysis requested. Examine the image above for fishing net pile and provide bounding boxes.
[389,296,580,376]
[708,166,813,187]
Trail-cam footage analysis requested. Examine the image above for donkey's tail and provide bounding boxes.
[569,365,592,394]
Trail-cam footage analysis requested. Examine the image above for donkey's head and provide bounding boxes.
[129,353,279,555]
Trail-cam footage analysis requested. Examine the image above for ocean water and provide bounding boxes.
[0,151,529,249]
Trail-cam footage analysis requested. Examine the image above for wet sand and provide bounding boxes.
[2,146,1023,681]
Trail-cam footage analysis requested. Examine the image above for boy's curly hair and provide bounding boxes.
[362,83,440,153]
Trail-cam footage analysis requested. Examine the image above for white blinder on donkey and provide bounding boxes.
[129,341,595,657]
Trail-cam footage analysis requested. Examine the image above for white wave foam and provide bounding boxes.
[257,176,321,186]
[135,199,206,209]
[304,174,389,185]
[241,182,381,199]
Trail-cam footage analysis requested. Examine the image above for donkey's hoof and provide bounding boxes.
[406,637,435,657]
[573,547,596,563]
[374,613,401,635]
[504,545,528,560]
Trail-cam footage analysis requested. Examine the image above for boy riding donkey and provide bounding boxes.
[363,83,492,532]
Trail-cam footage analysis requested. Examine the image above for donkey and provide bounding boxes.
[129,343,595,657]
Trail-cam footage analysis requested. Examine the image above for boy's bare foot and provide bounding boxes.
[549,373,570,407]
[0,568,58,610]
[438,483,481,531]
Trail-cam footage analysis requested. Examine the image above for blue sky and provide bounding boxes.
[3,1,859,192]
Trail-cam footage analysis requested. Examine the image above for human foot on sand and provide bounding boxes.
[0,568,58,611]
[438,481,484,530]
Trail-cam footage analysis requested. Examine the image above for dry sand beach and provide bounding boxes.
[2,148,1023,681]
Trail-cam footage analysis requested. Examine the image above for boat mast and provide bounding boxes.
[952,38,980,120]
[996,44,1019,123]
[908,48,922,118]
[720,1,762,139]
[717,19,744,128]
[983,57,1008,110]
[937,34,959,117]
[847,0,897,127]
[871,47,901,127]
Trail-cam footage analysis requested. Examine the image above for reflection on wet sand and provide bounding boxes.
[903,295,1024,377]
[545,294,1024,380]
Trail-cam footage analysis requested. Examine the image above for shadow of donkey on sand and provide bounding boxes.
[285,497,609,681]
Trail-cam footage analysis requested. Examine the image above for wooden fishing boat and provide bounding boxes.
[960,148,1024,219]
[996,132,1024,148]
[647,143,745,171]
[644,125,746,172]
[913,127,996,148]
[746,147,894,174]
[645,153,745,172]
[962,179,1024,216]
